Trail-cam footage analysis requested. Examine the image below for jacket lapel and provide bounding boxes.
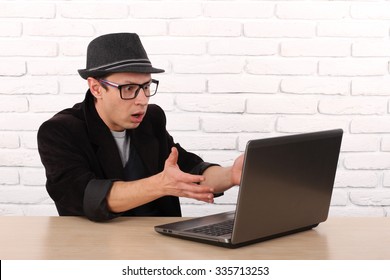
[83,91,124,179]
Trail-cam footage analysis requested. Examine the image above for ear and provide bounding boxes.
[87,77,104,99]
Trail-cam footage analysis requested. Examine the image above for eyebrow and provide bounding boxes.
[120,79,152,85]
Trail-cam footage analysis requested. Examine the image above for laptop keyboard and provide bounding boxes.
[185,219,234,236]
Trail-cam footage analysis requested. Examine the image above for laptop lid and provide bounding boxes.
[155,129,343,248]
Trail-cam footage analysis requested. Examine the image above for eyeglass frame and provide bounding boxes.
[97,78,159,100]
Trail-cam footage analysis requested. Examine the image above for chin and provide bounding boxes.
[125,123,141,130]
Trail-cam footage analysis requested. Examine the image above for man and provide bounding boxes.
[38,33,243,222]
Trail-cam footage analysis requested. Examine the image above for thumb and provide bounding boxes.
[165,147,179,167]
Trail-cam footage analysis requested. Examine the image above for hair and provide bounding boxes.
[93,75,108,90]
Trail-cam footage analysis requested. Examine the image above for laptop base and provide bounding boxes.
[156,223,319,249]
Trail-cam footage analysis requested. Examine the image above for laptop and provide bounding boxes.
[155,129,343,248]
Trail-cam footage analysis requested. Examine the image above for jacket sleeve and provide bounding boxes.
[37,118,118,221]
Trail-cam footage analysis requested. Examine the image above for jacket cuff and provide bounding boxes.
[83,179,122,222]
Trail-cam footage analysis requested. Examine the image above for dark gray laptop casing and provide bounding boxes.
[155,129,343,248]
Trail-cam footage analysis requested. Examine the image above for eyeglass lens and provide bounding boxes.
[120,81,158,99]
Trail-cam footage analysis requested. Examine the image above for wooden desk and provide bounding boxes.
[0,216,389,260]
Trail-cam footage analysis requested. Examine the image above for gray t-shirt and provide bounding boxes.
[111,130,130,167]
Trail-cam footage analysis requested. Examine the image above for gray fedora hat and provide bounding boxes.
[78,33,164,79]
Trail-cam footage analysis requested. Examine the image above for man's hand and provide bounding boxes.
[158,147,215,203]
[231,153,244,186]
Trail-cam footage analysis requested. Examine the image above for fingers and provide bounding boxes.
[162,146,215,203]
[163,177,215,203]
[165,147,178,167]
[176,183,215,203]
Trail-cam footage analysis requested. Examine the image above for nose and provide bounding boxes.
[134,88,149,106]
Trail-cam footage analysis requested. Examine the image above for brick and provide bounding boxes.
[281,39,350,57]
[341,134,379,152]
[330,190,348,206]
[201,150,241,166]
[24,20,94,37]
[1,0,389,217]
[319,97,387,115]
[276,2,349,20]
[247,96,318,114]
[0,2,55,18]
[201,115,275,133]
[329,207,385,217]
[59,39,89,57]
[208,75,280,93]
[0,59,26,76]
[59,3,128,19]
[28,59,83,76]
[130,1,201,19]
[0,96,28,112]
[0,205,24,216]
[0,113,52,131]
[334,171,379,188]
[351,117,390,133]
[352,77,390,96]
[0,77,58,95]
[0,149,41,167]
[0,186,49,204]
[94,20,168,37]
[148,56,170,74]
[20,167,46,186]
[0,132,19,148]
[0,21,22,37]
[173,57,244,74]
[170,132,237,150]
[350,191,390,206]
[158,75,206,93]
[0,168,19,185]
[383,171,390,187]
[58,76,90,95]
[22,205,58,216]
[238,133,277,152]
[381,137,390,152]
[143,38,206,55]
[319,58,388,76]
[176,94,245,113]
[247,58,317,75]
[29,95,82,113]
[317,21,388,38]
[244,21,316,38]
[208,38,278,56]
[353,41,390,57]
[351,3,390,20]
[20,132,39,149]
[277,116,349,133]
[165,113,199,131]
[170,20,241,37]
[203,2,274,18]
[344,153,390,170]
[281,77,350,95]
[149,94,175,112]
[0,39,57,57]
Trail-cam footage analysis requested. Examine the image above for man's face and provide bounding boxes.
[93,72,152,131]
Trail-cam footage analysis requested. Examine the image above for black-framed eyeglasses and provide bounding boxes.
[98,79,159,100]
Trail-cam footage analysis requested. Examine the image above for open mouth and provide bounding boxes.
[130,112,145,122]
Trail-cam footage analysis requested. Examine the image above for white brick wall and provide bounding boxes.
[1,0,390,218]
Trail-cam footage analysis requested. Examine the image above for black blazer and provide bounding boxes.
[37,91,215,222]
